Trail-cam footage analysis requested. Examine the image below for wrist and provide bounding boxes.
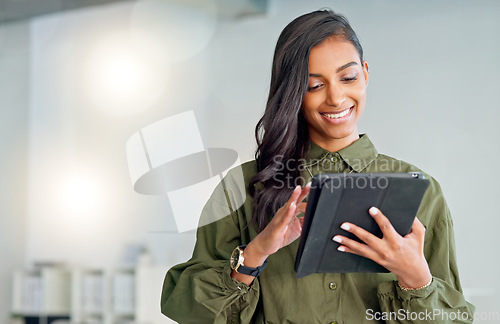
[243,241,270,268]
[398,276,433,291]
[230,243,268,285]
[397,267,432,290]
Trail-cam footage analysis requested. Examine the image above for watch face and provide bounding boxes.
[230,247,240,270]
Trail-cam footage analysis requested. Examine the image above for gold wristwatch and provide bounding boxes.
[230,245,268,277]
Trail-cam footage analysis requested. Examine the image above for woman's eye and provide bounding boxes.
[341,76,357,82]
[308,84,323,91]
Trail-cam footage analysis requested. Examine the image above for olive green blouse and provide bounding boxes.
[161,134,475,323]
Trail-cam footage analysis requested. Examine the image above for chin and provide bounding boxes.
[326,127,358,140]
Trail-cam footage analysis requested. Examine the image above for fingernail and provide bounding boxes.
[290,201,295,208]
[305,181,312,187]
[337,246,346,252]
[294,185,301,191]
[340,223,350,231]
[369,207,378,215]
[332,236,342,243]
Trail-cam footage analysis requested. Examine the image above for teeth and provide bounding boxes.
[323,109,350,119]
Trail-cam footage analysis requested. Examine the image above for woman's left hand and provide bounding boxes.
[333,207,431,289]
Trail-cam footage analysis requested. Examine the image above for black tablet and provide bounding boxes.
[295,172,430,278]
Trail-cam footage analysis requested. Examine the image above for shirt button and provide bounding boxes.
[329,282,337,290]
[330,156,337,163]
[330,321,338,324]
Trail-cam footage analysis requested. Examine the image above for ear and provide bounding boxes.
[362,61,369,86]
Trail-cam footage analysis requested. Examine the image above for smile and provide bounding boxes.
[320,107,353,120]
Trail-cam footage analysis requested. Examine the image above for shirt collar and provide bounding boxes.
[305,134,378,173]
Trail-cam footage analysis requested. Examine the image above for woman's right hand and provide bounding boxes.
[231,183,310,285]
[250,184,311,256]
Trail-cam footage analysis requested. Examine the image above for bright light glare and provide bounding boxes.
[58,173,104,215]
[83,33,168,116]
[99,53,146,97]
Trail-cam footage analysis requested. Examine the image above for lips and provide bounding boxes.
[320,107,353,120]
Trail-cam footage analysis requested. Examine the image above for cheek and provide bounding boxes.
[300,106,311,122]
[353,89,367,116]
[301,95,319,113]
[300,103,316,125]
[300,98,310,114]
[349,85,367,103]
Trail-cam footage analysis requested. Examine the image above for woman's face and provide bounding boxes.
[301,36,369,151]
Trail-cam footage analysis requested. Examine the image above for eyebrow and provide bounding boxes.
[309,61,359,77]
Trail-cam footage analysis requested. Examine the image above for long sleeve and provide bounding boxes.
[160,163,261,323]
[376,176,475,323]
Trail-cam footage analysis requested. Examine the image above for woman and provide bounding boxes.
[161,9,474,323]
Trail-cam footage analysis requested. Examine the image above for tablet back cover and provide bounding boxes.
[295,173,429,278]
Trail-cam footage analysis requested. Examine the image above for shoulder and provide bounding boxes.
[240,160,258,181]
[211,159,258,206]
[221,160,257,190]
[373,153,436,180]
[374,153,445,195]
[197,160,257,228]
[373,153,450,227]
[371,153,421,173]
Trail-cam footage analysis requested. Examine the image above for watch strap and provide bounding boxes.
[234,245,268,277]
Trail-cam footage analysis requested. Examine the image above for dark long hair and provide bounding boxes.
[249,9,364,232]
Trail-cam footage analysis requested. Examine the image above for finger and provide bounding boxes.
[278,185,310,225]
[282,185,308,223]
[288,185,302,203]
[340,222,381,248]
[333,235,379,261]
[290,213,303,232]
[279,186,301,213]
[279,199,302,227]
[272,186,301,225]
[368,207,399,240]
[295,202,307,215]
[296,182,311,203]
[407,217,426,239]
[298,216,305,227]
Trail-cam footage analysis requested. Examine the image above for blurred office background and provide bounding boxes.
[1,0,499,323]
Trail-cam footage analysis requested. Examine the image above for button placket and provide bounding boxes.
[324,274,341,323]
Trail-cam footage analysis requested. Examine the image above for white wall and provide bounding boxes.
[2,0,499,322]
[26,1,218,269]
[0,21,29,323]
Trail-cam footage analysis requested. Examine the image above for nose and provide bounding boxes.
[325,83,346,107]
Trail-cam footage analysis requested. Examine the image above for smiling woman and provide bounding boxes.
[160,9,475,323]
